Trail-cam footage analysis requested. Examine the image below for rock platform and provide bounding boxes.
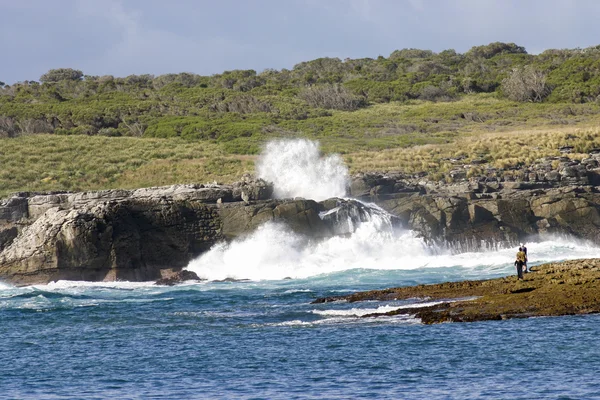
[313,258,600,324]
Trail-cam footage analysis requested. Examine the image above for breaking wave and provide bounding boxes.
[188,139,600,281]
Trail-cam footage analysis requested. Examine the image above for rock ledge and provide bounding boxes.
[313,258,600,324]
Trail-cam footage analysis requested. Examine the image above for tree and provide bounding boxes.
[40,68,84,83]
[389,48,434,59]
[502,66,550,102]
[467,42,527,59]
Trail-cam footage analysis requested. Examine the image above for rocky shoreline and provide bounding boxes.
[312,258,600,324]
[1,152,600,285]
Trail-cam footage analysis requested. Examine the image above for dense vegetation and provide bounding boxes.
[2,42,600,196]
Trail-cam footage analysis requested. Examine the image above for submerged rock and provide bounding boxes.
[212,277,251,283]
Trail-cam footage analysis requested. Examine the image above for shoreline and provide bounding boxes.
[313,258,600,324]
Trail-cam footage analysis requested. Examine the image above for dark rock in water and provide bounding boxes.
[318,198,396,236]
[155,270,204,286]
[212,277,251,283]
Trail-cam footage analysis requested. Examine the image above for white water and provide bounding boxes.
[257,139,348,200]
[186,219,600,281]
[311,301,448,317]
[187,139,600,282]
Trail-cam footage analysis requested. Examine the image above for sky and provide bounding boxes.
[1,0,600,84]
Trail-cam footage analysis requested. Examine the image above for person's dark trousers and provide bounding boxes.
[516,261,524,279]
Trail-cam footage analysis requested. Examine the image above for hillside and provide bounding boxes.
[3,42,600,197]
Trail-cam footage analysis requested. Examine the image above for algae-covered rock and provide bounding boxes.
[313,258,600,324]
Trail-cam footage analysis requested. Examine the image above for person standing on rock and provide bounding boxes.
[520,243,528,272]
[515,247,527,279]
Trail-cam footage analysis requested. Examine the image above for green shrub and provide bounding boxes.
[40,68,84,83]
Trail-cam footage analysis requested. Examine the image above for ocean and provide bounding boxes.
[2,140,600,399]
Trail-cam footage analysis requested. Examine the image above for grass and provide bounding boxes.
[2,96,600,198]
[346,125,600,177]
[0,136,254,197]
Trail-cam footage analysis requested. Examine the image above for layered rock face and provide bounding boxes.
[1,155,600,285]
[0,179,377,285]
[350,155,600,248]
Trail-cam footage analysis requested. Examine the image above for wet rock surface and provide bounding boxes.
[155,270,204,286]
[313,258,600,324]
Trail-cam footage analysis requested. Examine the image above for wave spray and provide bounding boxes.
[187,139,600,281]
[257,139,348,201]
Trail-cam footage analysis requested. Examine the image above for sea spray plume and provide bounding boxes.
[257,139,348,201]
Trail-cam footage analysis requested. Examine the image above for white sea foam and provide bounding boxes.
[311,301,447,317]
[39,280,157,290]
[186,215,600,281]
[256,314,422,328]
[283,289,313,294]
[187,138,600,281]
[257,139,348,201]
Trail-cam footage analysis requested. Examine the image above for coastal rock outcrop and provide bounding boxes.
[2,154,600,285]
[155,270,204,286]
[351,154,600,248]
[0,180,373,285]
[312,258,600,324]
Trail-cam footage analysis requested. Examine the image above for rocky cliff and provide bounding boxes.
[0,178,385,285]
[350,153,600,247]
[1,154,600,285]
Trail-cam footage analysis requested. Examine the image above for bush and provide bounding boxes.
[0,116,19,137]
[40,68,84,83]
[466,42,527,59]
[417,85,455,102]
[98,127,121,137]
[502,66,550,102]
[209,94,274,113]
[389,49,434,59]
[18,118,54,134]
[299,84,366,110]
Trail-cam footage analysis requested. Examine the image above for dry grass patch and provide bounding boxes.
[0,135,244,197]
[345,125,600,175]
[113,157,254,189]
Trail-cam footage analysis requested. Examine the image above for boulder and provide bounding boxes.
[155,270,204,286]
[0,199,222,286]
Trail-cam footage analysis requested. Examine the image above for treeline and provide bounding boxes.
[2,42,600,153]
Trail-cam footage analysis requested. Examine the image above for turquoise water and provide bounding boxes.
[2,260,600,399]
